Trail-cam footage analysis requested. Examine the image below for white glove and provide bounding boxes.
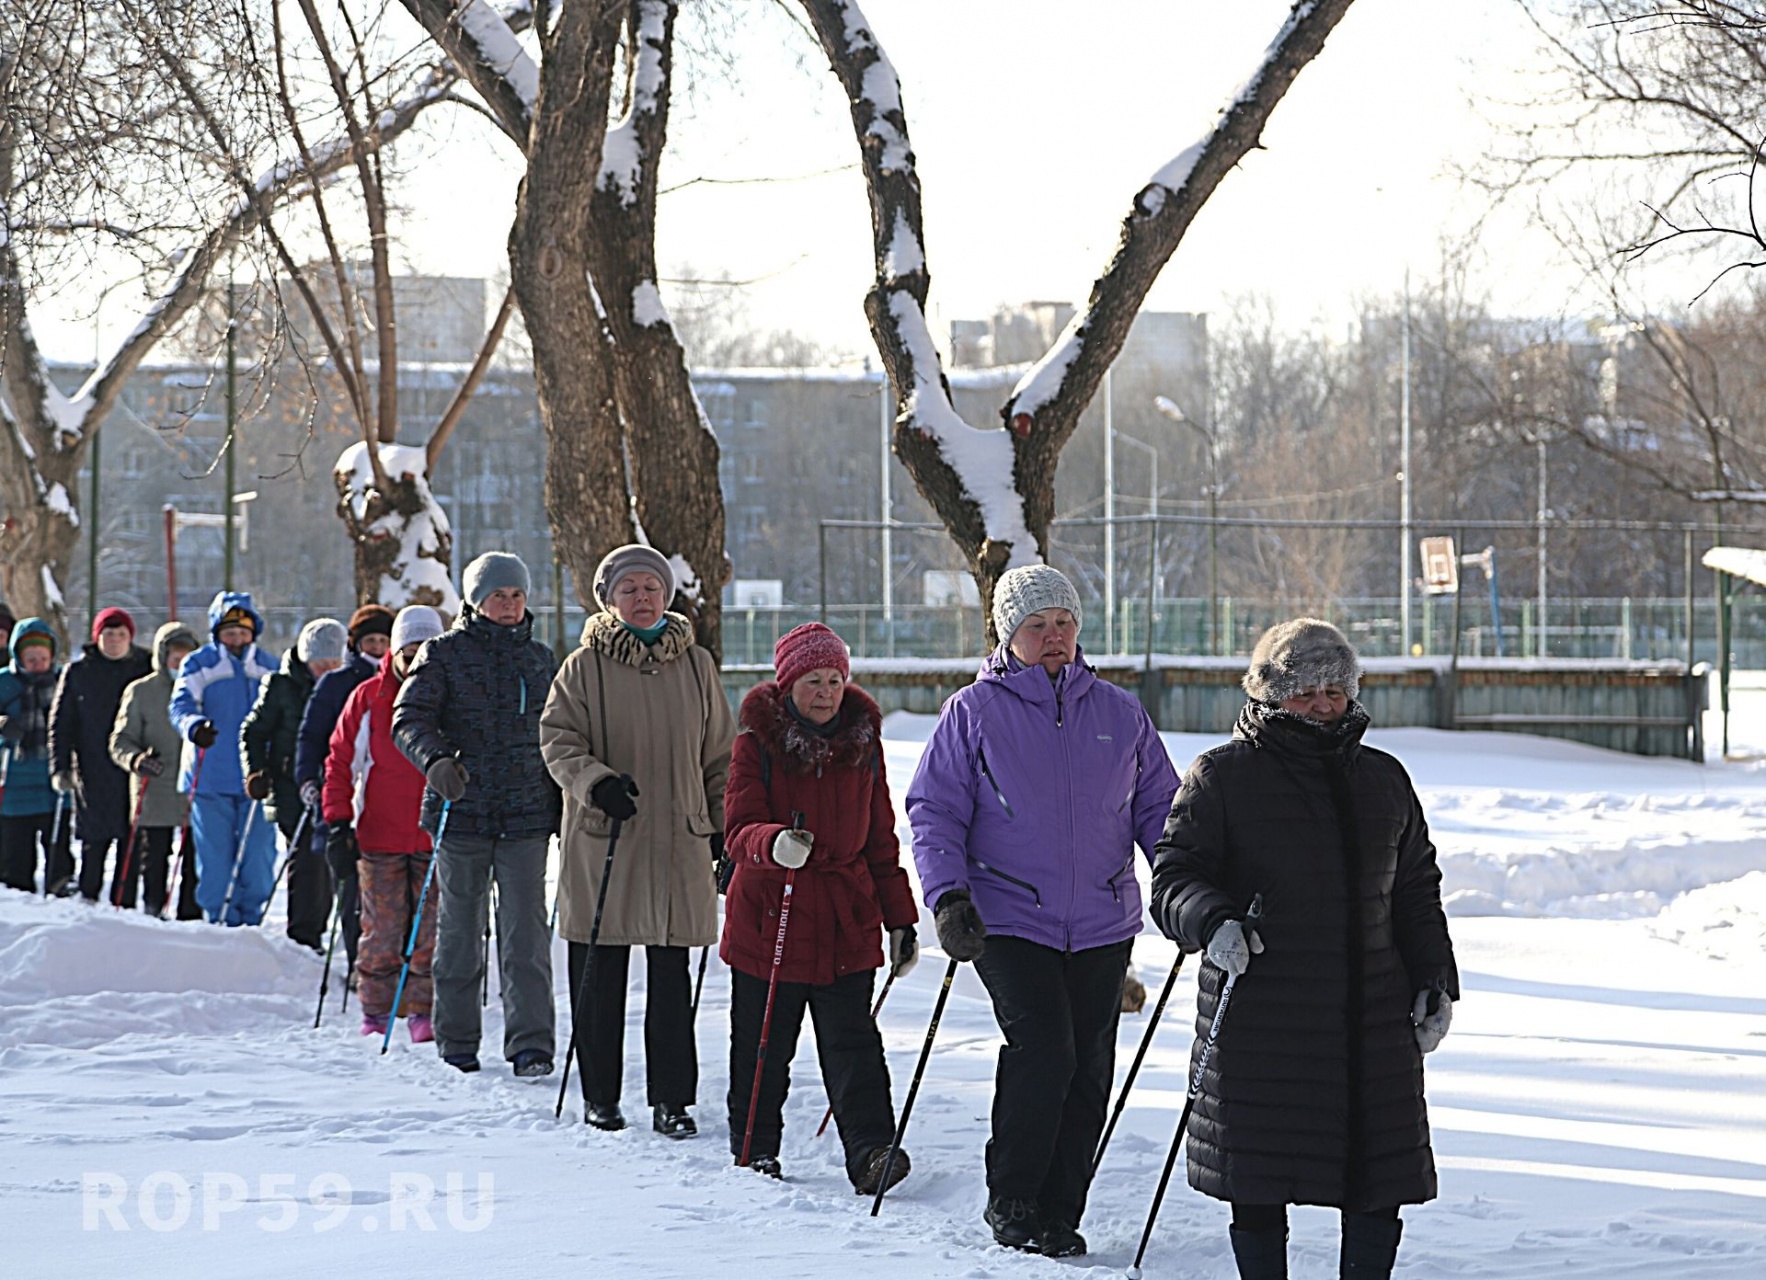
[300,779,321,808]
[888,926,919,979]
[1412,989,1453,1054]
[52,771,76,795]
[1206,918,1263,977]
[770,828,813,869]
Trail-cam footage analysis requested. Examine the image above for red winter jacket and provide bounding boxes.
[721,682,917,986]
[322,653,432,856]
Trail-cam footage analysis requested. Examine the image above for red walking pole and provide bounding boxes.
[739,862,797,1168]
[113,775,150,909]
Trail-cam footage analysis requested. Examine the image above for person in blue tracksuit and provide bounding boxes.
[169,591,279,925]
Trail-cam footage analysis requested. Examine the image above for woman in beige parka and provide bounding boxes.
[541,544,735,1139]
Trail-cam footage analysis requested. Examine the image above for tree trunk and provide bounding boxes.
[334,443,461,615]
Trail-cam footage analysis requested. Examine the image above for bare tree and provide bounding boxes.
[398,0,730,653]
[0,0,452,636]
[796,0,1356,641]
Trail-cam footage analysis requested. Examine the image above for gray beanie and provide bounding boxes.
[991,564,1082,645]
[390,605,445,653]
[297,617,347,664]
[1243,617,1361,704]
[592,543,675,608]
[463,551,531,609]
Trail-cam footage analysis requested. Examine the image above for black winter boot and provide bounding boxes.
[983,1195,1043,1251]
[1229,1224,1288,1280]
[1340,1214,1402,1279]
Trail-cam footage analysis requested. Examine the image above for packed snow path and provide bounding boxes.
[3,720,1765,1277]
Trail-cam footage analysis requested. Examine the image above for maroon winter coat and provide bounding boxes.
[721,682,917,986]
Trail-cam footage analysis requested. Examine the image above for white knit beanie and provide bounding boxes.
[296,618,347,664]
[991,564,1082,645]
[390,605,445,653]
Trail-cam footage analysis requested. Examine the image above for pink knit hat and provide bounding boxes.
[773,622,850,691]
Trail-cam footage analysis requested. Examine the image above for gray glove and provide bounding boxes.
[426,756,469,803]
[1412,988,1453,1053]
[888,925,919,978]
[933,890,987,962]
[771,828,813,869]
[1206,917,1264,977]
[299,779,321,808]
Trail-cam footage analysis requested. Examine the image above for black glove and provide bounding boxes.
[933,889,988,962]
[712,833,734,895]
[191,720,218,749]
[244,770,271,801]
[325,824,359,880]
[131,751,165,778]
[589,773,639,822]
[0,715,24,744]
[426,756,469,803]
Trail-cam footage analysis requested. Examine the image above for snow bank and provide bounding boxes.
[1653,870,1766,961]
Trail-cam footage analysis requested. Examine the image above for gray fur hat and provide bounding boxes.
[297,617,347,664]
[463,552,531,608]
[592,543,675,609]
[991,564,1082,645]
[1243,618,1361,704]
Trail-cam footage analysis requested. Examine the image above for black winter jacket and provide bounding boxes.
[240,649,316,833]
[1150,700,1458,1212]
[295,652,376,789]
[50,642,152,844]
[391,606,560,840]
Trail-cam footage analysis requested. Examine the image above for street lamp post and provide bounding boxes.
[1154,395,1220,655]
[1112,430,1160,660]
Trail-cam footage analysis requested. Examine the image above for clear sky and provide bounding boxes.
[41,0,1596,365]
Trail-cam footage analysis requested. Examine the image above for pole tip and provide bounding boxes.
[1126,1268,1143,1280]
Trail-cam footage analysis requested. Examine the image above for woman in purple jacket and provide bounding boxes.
[906,564,1179,1259]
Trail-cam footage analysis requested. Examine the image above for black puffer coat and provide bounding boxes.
[1150,700,1458,1212]
[241,648,317,834]
[50,642,153,844]
[392,605,560,840]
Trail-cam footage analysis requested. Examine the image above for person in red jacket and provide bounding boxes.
[323,606,445,1043]
[721,622,920,1191]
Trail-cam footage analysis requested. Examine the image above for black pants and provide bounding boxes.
[0,811,74,893]
[321,822,362,971]
[114,826,201,917]
[726,967,896,1178]
[281,816,332,950]
[1232,1204,1401,1230]
[77,832,127,902]
[566,942,696,1108]
[973,934,1131,1227]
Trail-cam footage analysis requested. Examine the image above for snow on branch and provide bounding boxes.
[598,0,670,205]
[398,0,538,142]
[1005,0,1354,431]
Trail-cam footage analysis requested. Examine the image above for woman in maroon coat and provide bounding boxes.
[722,623,919,1190]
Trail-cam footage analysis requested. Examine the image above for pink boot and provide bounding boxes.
[360,1014,389,1037]
[408,1015,434,1044]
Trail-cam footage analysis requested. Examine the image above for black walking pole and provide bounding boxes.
[1094,951,1188,1174]
[556,793,629,1120]
[313,882,345,1029]
[870,957,959,1217]
[690,944,710,1020]
[1127,896,1261,1279]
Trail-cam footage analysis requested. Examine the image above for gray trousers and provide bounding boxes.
[433,831,555,1062]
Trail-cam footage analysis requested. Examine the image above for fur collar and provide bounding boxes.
[739,680,880,774]
[580,609,695,667]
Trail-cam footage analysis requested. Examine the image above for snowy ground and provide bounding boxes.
[4,691,1766,1277]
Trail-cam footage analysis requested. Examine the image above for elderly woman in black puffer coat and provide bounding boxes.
[1151,619,1457,1280]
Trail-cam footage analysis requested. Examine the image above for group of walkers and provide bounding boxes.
[0,547,1458,1277]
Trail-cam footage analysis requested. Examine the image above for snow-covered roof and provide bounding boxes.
[1703,546,1766,589]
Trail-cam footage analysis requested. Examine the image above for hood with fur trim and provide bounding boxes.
[738,679,880,776]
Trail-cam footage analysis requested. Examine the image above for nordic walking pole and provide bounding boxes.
[314,880,345,1029]
[1094,950,1189,1174]
[481,874,495,1008]
[816,966,898,1139]
[47,791,72,890]
[255,805,310,922]
[690,945,710,1021]
[556,783,632,1119]
[162,746,205,919]
[113,776,151,909]
[381,800,451,1055]
[217,799,261,923]
[739,814,805,1167]
[1127,895,1262,1280]
[871,957,958,1216]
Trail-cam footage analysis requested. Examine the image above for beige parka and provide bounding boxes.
[540,611,735,947]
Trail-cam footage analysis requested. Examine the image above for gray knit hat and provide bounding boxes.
[390,605,445,653]
[296,617,347,664]
[463,551,531,608]
[991,564,1082,645]
[1243,617,1361,704]
[592,543,675,609]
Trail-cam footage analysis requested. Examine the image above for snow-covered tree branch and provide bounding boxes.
[798,0,1355,639]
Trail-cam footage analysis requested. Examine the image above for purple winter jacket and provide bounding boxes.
[906,645,1180,953]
